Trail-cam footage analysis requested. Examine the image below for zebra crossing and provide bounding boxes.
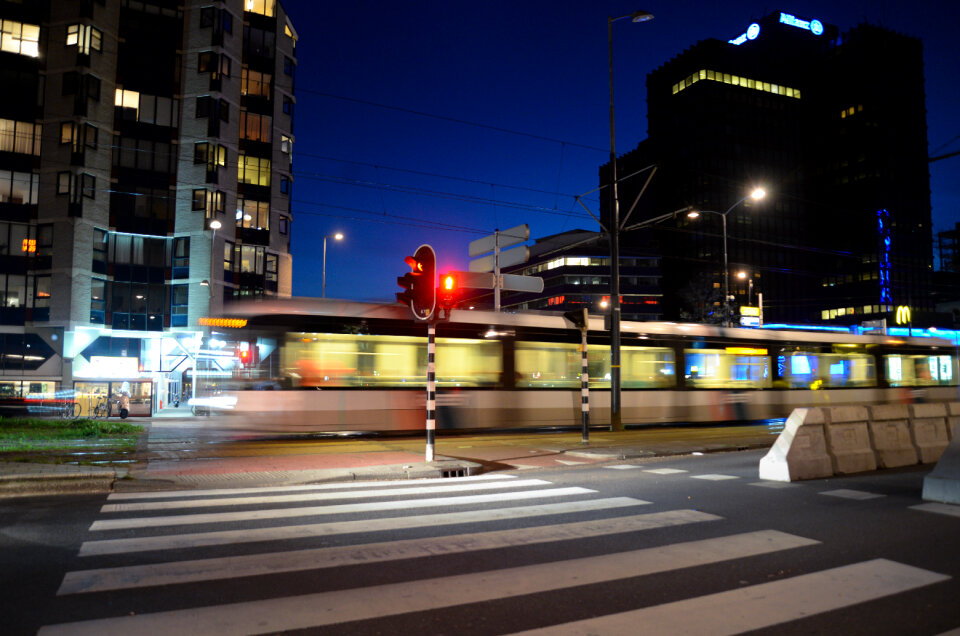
[41,472,951,635]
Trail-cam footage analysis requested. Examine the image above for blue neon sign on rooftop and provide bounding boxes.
[779,12,824,35]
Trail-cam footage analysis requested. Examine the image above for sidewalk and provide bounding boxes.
[0,408,769,498]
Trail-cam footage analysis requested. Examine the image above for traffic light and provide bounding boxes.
[396,244,436,321]
[438,272,459,309]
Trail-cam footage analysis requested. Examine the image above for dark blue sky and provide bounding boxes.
[281,0,960,302]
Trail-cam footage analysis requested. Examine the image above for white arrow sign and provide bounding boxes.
[469,246,530,272]
[468,224,529,257]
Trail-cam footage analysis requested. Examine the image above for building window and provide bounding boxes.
[81,173,95,199]
[238,154,271,186]
[0,19,40,58]
[193,189,225,218]
[280,134,292,155]
[0,119,42,155]
[279,176,291,195]
[33,275,51,309]
[237,244,265,274]
[239,111,271,142]
[244,0,275,17]
[171,285,188,327]
[282,94,294,116]
[0,171,39,204]
[194,143,227,169]
[173,237,190,278]
[266,253,278,283]
[66,24,103,55]
[90,277,106,323]
[198,51,231,79]
[56,172,72,196]
[241,68,271,97]
[279,216,289,235]
[236,199,269,229]
[200,7,215,27]
[115,90,180,127]
[283,55,295,77]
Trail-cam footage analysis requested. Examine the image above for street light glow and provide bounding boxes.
[334,232,344,241]
[209,220,222,230]
[750,187,766,201]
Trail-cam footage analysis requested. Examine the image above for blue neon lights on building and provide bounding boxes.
[877,209,892,305]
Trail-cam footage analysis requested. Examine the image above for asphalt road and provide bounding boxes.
[5,449,960,635]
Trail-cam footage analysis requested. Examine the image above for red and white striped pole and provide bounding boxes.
[580,323,589,444]
[426,322,436,461]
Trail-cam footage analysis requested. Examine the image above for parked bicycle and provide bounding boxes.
[59,399,81,420]
[91,395,109,419]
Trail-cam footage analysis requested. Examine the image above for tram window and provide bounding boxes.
[514,342,676,389]
[776,349,876,388]
[684,349,770,389]
[281,333,501,388]
[885,354,957,387]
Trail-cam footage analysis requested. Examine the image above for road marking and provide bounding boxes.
[604,464,640,470]
[555,460,587,466]
[79,497,649,556]
[509,559,950,635]
[820,489,885,500]
[43,530,815,635]
[749,481,798,488]
[102,479,555,513]
[107,473,516,501]
[644,468,687,475]
[691,474,739,481]
[60,509,719,595]
[90,487,596,531]
[910,502,960,518]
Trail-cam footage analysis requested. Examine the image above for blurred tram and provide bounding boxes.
[196,298,960,432]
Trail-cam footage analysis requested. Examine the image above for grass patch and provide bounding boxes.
[0,417,143,453]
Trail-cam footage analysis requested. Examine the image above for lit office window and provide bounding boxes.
[0,19,40,57]
[244,0,275,17]
[66,24,103,54]
[238,154,271,186]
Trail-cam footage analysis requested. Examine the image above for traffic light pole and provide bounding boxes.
[425,322,436,462]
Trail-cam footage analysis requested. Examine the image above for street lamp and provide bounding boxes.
[608,8,654,432]
[208,219,221,305]
[687,187,766,326]
[737,270,754,305]
[322,232,344,299]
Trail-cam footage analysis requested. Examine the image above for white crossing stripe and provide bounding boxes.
[60,509,719,595]
[749,481,798,488]
[106,473,516,501]
[691,474,739,481]
[89,487,596,531]
[644,468,687,475]
[41,530,816,635]
[604,465,640,470]
[910,502,960,518]
[509,559,950,635]
[820,489,885,500]
[79,497,649,556]
[102,478,555,513]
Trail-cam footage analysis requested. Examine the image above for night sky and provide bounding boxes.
[280,0,960,303]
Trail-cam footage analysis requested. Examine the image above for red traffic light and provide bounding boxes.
[438,272,459,309]
[397,245,436,321]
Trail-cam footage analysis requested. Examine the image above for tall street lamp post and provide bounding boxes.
[322,232,344,299]
[687,187,766,326]
[608,8,654,432]
[206,219,221,305]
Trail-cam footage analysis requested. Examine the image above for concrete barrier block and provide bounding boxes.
[910,417,950,463]
[867,419,918,468]
[759,408,833,482]
[824,420,877,474]
[824,405,870,423]
[911,402,947,419]
[922,434,960,504]
[866,404,917,468]
[868,404,910,421]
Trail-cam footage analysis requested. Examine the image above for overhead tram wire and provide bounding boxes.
[299,88,607,154]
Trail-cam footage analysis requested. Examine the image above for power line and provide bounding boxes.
[299,88,607,153]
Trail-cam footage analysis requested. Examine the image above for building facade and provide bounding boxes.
[467,230,664,322]
[0,0,296,413]
[609,11,932,326]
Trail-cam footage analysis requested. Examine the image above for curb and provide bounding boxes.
[0,467,117,498]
